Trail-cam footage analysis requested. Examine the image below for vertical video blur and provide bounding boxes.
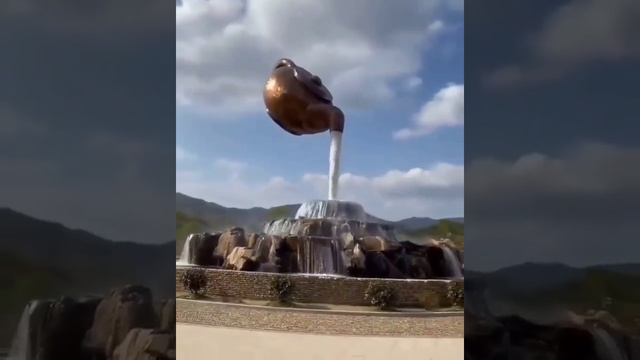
[465,1,640,359]
[1,1,176,359]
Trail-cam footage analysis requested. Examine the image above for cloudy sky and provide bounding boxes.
[176,0,464,221]
[0,1,176,244]
[465,0,640,271]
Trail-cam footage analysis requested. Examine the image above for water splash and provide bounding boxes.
[263,218,302,236]
[328,131,342,200]
[442,246,463,278]
[590,326,628,360]
[295,200,366,222]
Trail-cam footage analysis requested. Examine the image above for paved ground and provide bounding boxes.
[177,323,464,360]
[177,299,464,337]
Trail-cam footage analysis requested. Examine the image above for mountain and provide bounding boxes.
[0,208,176,347]
[391,216,439,231]
[175,192,464,251]
[466,262,640,334]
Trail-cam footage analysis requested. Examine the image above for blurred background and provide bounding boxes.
[0,1,176,359]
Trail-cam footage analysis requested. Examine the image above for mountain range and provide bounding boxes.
[466,262,640,333]
[0,208,175,347]
[175,192,465,253]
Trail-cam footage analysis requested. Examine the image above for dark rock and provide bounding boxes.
[364,252,405,279]
[185,232,221,266]
[426,246,448,277]
[12,297,100,360]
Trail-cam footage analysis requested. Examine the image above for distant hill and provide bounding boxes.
[0,208,176,347]
[175,192,464,252]
[467,262,640,333]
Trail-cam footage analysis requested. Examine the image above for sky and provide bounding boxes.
[464,0,640,271]
[176,0,465,221]
[0,1,176,244]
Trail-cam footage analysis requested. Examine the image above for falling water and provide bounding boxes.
[263,218,302,236]
[590,326,628,360]
[297,236,346,275]
[294,200,366,222]
[176,233,195,265]
[7,306,31,360]
[328,131,342,200]
[8,300,50,360]
[442,246,463,278]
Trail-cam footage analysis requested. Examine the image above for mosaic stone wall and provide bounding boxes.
[176,266,460,307]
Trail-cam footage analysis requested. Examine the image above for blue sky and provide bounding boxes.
[176,0,464,220]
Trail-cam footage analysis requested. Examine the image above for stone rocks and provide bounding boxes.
[9,286,175,360]
[158,299,176,332]
[215,227,247,259]
[10,297,100,360]
[246,232,259,249]
[178,221,463,279]
[359,236,399,252]
[83,285,158,358]
[184,232,221,266]
[224,246,259,271]
[112,328,175,360]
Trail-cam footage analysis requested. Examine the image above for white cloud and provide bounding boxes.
[486,0,640,88]
[177,162,464,219]
[403,76,424,91]
[176,0,461,115]
[213,158,247,180]
[393,83,464,140]
[176,146,197,162]
[466,142,640,271]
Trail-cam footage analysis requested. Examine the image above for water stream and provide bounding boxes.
[590,326,628,360]
[328,131,342,200]
[442,246,463,278]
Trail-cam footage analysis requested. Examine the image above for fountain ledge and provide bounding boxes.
[176,267,461,308]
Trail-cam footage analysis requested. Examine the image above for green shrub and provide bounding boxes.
[446,282,464,307]
[270,276,293,304]
[422,289,442,310]
[181,269,208,297]
[364,283,396,310]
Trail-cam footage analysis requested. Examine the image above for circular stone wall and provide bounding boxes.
[176,266,460,307]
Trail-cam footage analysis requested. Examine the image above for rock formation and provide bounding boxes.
[9,285,174,360]
[83,285,163,359]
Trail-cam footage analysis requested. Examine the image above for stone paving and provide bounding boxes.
[177,299,463,337]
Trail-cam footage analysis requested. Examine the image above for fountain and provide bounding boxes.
[176,58,463,280]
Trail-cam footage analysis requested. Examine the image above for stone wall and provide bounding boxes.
[176,266,460,307]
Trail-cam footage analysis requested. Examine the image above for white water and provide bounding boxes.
[7,306,30,360]
[442,246,463,278]
[328,131,342,200]
[8,300,50,360]
[294,200,366,222]
[590,327,627,360]
[176,233,196,265]
[297,237,346,275]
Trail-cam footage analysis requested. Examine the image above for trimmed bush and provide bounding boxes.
[270,276,293,304]
[364,283,396,310]
[422,289,442,310]
[446,282,464,307]
[181,268,208,297]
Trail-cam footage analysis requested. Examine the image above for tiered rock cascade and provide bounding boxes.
[178,200,463,279]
